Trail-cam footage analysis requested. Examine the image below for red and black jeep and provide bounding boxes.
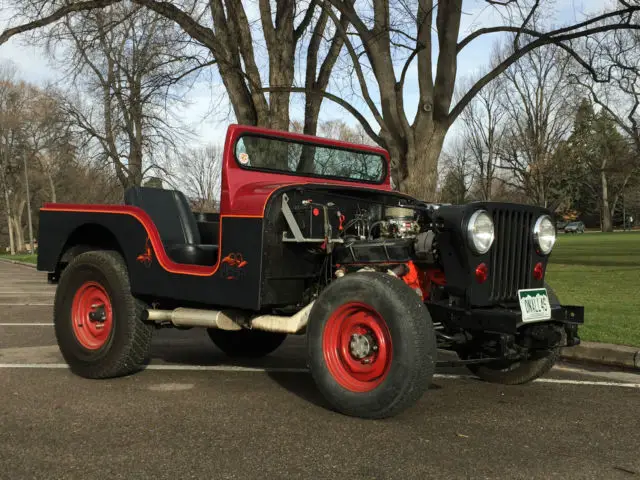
[36,125,583,419]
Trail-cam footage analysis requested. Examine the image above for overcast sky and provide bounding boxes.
[0,0,599,151]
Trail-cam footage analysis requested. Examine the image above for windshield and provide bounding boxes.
[234,134,386,183]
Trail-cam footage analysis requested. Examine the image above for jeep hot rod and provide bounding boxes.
[36,125,583,419]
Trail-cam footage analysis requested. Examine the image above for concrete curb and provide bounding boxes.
[0,258,37,269]
[561,341,640,370]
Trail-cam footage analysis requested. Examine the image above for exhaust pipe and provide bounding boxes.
[145,301,316,334]
[146,308,242,330]
[250,302,314,334]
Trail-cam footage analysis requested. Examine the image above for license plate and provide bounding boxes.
[518,288,551,322]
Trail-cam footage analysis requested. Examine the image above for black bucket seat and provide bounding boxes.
[124,186,218,266]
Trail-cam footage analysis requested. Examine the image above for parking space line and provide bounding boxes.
[533,378,640,388]
[0,363,638,388]
[0,363,309,373]
[0,323,53,326]
[0,292,54,295]
[0,290,55,292]
[0,303,54,306]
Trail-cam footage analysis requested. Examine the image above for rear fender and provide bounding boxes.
[37,209,146,287]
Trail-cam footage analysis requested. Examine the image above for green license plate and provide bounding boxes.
[518,288,551,322]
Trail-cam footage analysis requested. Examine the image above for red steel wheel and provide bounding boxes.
[308,272,436,418]
[71,281,114,350]
[322,302,393,392]
[54,251,153,378]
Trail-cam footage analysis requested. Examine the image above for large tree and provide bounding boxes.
[572,27,640,228]
[166,143,222,213]
[2,0,351,184]
[106,0,352,135]
[3,1,640,199]
[0,65,22,254]
[0,70,116,252]
[315,1,640,199]
[457,73,505,202]
[40,3,208,188]
[497,43,575,210]
[564,99,635,232]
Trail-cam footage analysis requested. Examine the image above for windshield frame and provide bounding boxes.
[233,132,388,185]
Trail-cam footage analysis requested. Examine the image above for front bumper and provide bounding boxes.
[428,302,583,344]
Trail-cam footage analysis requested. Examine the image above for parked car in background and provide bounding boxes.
[564,221,585,234]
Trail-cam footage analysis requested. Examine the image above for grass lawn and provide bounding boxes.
[0,253,37,264]
[546,231,640,347]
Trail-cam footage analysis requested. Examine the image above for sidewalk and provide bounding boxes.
[0,258,37,268]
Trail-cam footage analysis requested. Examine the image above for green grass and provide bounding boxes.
[546,231,640,347]
[0,253,37,264]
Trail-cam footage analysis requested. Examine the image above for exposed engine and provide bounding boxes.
[279,190,439,268]
[377,206,421,239]
[335,205,423,241]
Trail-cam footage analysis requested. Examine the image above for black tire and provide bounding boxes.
[465,282,560,385]
[53,250,153,378]
[307,272,436,419]
[206,328,287,358]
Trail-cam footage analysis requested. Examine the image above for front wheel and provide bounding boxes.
[307,272,436,419]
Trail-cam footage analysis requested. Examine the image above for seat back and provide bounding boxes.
[124,187,200,246]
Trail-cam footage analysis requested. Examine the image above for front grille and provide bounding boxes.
[489,208,535,302]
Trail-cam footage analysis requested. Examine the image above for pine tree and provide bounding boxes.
[563,98,633,231]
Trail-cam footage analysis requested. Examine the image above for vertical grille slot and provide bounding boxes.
[489,208,533,302]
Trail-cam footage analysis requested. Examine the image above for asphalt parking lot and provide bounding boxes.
[1,261,639,480]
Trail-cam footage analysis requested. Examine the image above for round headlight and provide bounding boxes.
[467,210,495,254]
[534,215,556,254]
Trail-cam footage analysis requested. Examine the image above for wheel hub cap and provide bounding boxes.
[349,333,377,359]
[71,281,113,350]
[322,302,393,393]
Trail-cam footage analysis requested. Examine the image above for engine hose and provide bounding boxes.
[436,331,467,344]
[367,221,384,239]
[389,263,410,277]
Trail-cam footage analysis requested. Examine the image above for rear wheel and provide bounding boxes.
[54,250,153,378]
[207,328,287,358]
[465,283,561,385]
[307,272,436,419]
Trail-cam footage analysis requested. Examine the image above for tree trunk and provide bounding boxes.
[601,169,613,232]
[130,82,144,186]
[296,100,322,173]
[47,170,57,203]
[12,217,21,252]
[1,176,15,255]
[4,212,14,254]
[15,199,26,251]
[610,171,633,223]
[399,127,447,201]
[11,216,23,253]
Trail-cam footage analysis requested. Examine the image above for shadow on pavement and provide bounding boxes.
[266,371,333,410]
